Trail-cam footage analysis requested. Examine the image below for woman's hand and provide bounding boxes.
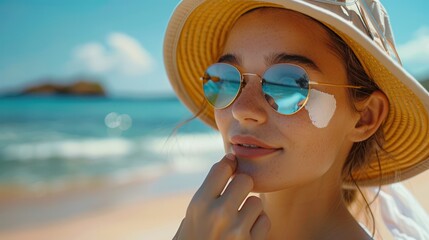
[173,154,271,240]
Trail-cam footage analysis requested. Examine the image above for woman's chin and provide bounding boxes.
[235,157,258,175]
[235,159,271,192]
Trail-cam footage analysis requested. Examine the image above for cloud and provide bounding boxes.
[397,26,429,77]
[71,32,155,76]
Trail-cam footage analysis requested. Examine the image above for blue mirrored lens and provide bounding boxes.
[262,64,309,114]
[203,63,241,108]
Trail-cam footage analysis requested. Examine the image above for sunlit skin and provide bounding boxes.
[216,12,357,193]
[174,8,388,240]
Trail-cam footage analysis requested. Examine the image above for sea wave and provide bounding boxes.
[0,133,225,186]
[1,133,223,161]
[1,138,133,162]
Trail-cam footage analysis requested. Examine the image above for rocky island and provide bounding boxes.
[20,80,106,96]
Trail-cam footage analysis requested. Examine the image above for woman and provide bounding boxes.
[164,0,429,239]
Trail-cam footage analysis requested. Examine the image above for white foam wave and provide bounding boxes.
[2,138,133,162]
[1,133,226,191]
[1,133,225,167]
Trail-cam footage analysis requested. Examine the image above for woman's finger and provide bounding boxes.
[250,212,271,240]
[220,173,254,210]
[195,153,236,200]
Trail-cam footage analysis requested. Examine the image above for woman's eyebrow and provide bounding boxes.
[217,53,321,73]
[217,53,241,65]
[266,53,322,72]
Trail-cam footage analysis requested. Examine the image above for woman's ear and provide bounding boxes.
[348,90,389,142]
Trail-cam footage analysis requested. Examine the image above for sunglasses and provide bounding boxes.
[201,63,363,115]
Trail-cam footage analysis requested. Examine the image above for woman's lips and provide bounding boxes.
[231,135,282,159]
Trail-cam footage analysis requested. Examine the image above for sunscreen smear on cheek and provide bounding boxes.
[304,89,336,128]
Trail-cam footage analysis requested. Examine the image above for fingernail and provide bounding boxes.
[225,153,235,161]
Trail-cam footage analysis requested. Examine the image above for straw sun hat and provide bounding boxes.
[163,0,429,187]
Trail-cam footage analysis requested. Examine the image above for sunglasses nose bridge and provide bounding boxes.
[241,73,263,85]
[239,72,266,104]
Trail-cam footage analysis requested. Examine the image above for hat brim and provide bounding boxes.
[164,0,429,187]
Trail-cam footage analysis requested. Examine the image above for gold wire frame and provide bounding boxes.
[309,81,364,89]
[200,63,364,114]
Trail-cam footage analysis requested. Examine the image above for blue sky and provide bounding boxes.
[1,0,428,97]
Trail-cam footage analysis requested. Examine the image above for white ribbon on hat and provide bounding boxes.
[359,0,402,63]
[313,0,401,63]
[371,183,429,239]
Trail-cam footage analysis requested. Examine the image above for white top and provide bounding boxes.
[370,183,429,239]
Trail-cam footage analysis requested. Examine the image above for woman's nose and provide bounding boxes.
[231,77,268,125]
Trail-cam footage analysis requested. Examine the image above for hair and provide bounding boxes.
[322,25,387,236]
[326,29,385,189]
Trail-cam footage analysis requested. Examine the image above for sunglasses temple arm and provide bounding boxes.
[309,81,364,89]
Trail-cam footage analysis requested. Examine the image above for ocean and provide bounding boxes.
[0,95,224,195]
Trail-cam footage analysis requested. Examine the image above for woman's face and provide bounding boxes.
[214,8,361,192]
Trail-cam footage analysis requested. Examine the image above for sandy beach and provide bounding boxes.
[0,191,192,240]
[0,169,428,240]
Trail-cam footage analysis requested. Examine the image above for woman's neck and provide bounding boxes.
[260,181,370,240]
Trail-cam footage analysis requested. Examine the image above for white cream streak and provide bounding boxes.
[304,89,336,128]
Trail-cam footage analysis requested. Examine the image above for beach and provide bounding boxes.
[0,167,428,240]
[0,190,193,240]
[0,169,205,240]
[0,96,222,240]
[0,97,428,240]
